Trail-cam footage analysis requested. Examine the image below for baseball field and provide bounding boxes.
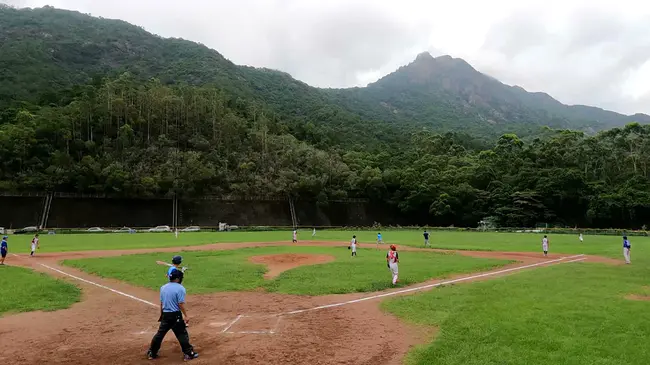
[0,230,647,364]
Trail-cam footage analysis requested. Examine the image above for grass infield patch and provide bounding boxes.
[0,265,81,316]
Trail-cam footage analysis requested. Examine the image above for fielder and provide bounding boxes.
[542,235,549,257]
[312,228,316,237]
[0,236,7,265]
[350,235,357,257]
[386,244,399,285]
[376,232,383,248]
[175,228,179,239]
[579,233,583,242]
[30,234,39,257]
[623,236,631,264]
[423,230,430,247]
[292,230,298,243]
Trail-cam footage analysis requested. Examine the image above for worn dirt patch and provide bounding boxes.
[249,253,336,279]
[626,294,650,301]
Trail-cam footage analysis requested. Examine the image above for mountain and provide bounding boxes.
[330,52,650,134]
[1,5,648,138]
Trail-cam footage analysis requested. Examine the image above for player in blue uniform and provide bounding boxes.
[623,236,631,264]
[423,230,430,247]
[1,236,8,265]
[167,255,183,279]
[376,232,383,249]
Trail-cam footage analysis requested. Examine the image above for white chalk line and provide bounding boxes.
[221,315,243,333]
[282,254,586,315]
[38,263,158,308]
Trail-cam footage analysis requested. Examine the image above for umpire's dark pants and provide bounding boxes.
[149,311,194,356]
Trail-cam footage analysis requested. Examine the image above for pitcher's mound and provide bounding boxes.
[249,254,335,279]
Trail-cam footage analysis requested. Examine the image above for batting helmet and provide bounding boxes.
[172,255,182,265]
[390,244,396,250]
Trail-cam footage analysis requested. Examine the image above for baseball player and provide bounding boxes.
[579,233,583,243]
[350,235,357,257]
[312,228,316,237]
[167,256,183,279]
[147,270,199,361]
[542,235,549,257]
[175,228,179,239]
[376,232,383,248]
[423,230,430,247]
[386,244,399,285]
[30,234,39,257]
[292,230,298,243]
[623,236,631,264]
[0,236,7,265]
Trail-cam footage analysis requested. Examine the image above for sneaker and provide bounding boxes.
[184,352,199,361]
[146,350,158,360]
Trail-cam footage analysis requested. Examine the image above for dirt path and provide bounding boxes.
[249,253,335,279]
[0,242,613,365]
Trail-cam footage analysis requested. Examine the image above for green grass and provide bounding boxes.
[5,230,641,259]
[0,265,81,316]
[63,246,511,295]
[382,258,650,365]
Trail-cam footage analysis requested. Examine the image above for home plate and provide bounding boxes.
[133,329,156,336]
[222,314,282,335]
[209,321,229,327]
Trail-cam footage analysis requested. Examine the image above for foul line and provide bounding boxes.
[39,263,158,308]
[283,254,586,315]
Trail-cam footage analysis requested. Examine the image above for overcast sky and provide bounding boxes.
[4,0,650,115]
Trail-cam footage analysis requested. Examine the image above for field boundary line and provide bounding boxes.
[283,254,586,316]
[38,263,158,308]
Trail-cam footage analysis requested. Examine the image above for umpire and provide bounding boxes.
[147,269,199,361]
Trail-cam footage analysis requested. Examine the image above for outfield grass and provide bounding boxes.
[0,266,81,316]
[5,231,291,253]
[311,230,640,258]
[382,258,650,365]
[63,246,511,295]
[7,229,643,259]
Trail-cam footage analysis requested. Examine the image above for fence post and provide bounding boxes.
[39,192,53,229]
[289,197,298,229]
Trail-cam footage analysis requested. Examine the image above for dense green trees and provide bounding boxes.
[1,74,650,229]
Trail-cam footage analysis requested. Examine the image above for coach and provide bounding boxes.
[147,269,199,361]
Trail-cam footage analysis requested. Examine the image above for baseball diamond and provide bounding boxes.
[0,230,644,365]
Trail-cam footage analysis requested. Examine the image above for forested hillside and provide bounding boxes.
[1,5,650,229]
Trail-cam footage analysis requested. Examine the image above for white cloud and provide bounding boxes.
[2,0,650,115]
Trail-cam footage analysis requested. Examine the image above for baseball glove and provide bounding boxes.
[347,246,351,250]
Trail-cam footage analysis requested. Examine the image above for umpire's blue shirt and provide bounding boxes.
[160,282,186,313]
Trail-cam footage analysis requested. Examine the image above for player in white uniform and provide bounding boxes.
[579,233,583,242]
[292,230,297,243]
[350,235,357,257]
[386,244,399,285]
[542,235,549,257]
[312,228,316,237]
[175,228,179,239]
[30,234,39,257]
